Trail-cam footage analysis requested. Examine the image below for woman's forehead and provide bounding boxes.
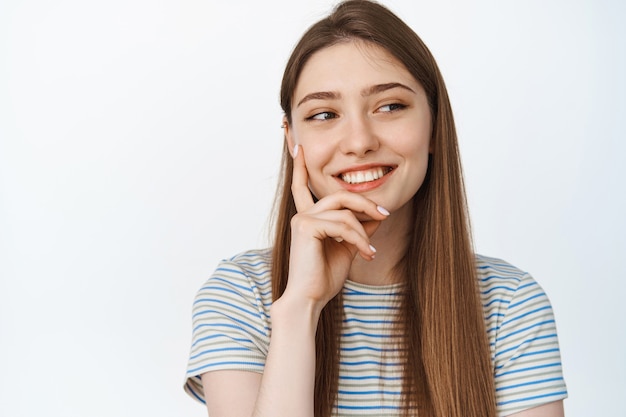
[293,40,421,103]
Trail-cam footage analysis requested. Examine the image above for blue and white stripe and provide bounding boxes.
[184,250,567,416]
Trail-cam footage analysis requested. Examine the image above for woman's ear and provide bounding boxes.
[283,116,297,157]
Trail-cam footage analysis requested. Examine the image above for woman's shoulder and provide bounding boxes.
[474,254,534,285]
[475,253,557,335]
[220,248,273,272]
[213,248,272,277]
[475,254,568,413]
[198,248,273,301]
[474,254,528,279]
[474,254,544,303]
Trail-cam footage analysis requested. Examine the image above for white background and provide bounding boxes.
[1,0,624,416]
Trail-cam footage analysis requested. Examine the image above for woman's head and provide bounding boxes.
[278,0,460,220]
[284,40,433,220]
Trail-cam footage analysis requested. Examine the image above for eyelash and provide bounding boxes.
[304,103,407,122]
[379,103,406,113]
[306,111,337,121]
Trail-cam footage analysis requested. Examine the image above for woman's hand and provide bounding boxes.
[284,144,389,311]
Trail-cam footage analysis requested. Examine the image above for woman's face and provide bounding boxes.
[285,40,432,217]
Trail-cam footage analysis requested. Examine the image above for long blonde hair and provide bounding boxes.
[271,1,496,416]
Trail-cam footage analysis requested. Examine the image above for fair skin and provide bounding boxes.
[286,40,432,287]
[200,41,564,417]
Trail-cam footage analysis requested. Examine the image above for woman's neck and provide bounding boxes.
[348,202,412,286]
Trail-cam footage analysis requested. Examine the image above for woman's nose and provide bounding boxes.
[338,115,380,157]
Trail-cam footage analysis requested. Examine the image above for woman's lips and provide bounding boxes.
[340,166,393,184]
[334,165,396,191]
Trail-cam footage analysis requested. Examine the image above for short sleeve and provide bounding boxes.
[184,256,272,404]
[490,271,568,415]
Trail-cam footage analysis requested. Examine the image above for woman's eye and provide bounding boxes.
[307,111,337,121]
[378,103,406,113]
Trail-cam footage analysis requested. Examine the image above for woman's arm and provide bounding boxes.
[201,298,318,417]
[509,400,564,417]
[201,371,261,417]
[253,297,320,416]
[200,145,386,417]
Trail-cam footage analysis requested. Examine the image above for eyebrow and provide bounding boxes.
[363,82,415,97]
[296,91,340,107]
[296,82,416,108]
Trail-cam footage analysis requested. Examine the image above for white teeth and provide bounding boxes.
[341,167,388,184]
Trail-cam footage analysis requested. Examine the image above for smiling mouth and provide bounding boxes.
[339,167,394,184]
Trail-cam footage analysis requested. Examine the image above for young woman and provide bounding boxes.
[184,1,567,416]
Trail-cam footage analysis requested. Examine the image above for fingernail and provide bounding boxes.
[369,244,377,253]
[293,144,299,158]
[376,206,390,216]
[334,237,344,243]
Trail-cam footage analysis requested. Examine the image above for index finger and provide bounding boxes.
[291,144,315,212]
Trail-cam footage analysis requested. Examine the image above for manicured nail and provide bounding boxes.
[293,144,299,158]
[376,206,390,216]
[334,237,344,243]
[369,244,377,253]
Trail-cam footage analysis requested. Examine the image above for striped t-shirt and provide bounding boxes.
[184,249,567,416]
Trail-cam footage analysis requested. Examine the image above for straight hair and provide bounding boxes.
[271,1,496,416]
